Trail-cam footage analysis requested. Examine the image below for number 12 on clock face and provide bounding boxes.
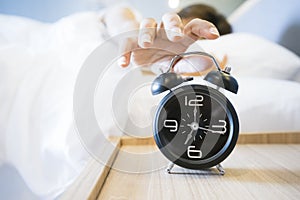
[163,94,229,136]
[185,95,203,107]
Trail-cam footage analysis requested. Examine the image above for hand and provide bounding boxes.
[119,13,220,74]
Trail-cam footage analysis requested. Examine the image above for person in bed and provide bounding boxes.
[101,4,231,74]
[177,4,232,36]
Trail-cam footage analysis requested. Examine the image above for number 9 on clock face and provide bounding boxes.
[153,85,239,169]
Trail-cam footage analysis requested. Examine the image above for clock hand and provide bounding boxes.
[193,106,197,122]
[184,129,194,145]
[198,126,225,135]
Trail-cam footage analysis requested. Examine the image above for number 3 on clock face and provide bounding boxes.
[154,85,239,170]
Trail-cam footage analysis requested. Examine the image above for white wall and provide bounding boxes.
[229,0,300,55]
[0,0,105,22]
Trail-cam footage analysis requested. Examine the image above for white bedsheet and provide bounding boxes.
[0,11,300,199]
[0,12,104,199]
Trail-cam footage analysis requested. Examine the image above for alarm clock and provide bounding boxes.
[151,51,239,175]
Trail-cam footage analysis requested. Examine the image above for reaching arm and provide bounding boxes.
[101,7,221,73]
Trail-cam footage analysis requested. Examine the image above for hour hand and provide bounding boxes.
[193,106,197,122]
[184,129,193,145]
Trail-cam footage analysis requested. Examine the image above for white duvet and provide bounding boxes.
[0,12,300,199]
[0,12,103,199]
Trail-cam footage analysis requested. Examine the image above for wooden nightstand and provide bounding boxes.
[60,132,300,200]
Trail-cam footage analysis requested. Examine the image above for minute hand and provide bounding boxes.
[198,126,225,134]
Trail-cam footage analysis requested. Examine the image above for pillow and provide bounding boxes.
[225,77,300,133]
[194,33,300,82]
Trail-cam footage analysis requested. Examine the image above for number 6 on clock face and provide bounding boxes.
[187,146,202,158]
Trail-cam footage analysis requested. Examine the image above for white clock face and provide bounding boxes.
[154,85,239,169]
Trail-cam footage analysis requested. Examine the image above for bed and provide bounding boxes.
[0,0,300,199]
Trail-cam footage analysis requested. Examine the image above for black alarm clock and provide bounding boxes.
[151,51,239,175]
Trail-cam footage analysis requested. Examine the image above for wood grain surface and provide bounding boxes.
[97,144,300,200]
[60,133,300,200]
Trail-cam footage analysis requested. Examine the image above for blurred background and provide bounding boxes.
[0,0,246,22]
[1,0,299,55]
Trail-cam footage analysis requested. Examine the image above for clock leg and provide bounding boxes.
[166,162,225,175]
[166,162,175,174]
[216,163,225,175]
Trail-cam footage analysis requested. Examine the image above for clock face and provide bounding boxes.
[153,85,239,169]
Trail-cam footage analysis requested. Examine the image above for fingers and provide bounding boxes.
[119,14,220,68]
[161,13,184,42]
[183,18,220,40]
[118,37,136,67]
[138,18,157,48]
[120,18,156,67]
[118,53,131,67]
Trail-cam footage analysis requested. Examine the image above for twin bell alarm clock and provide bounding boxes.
[151,51,239,175]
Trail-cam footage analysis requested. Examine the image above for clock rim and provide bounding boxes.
[153,84,239,169]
